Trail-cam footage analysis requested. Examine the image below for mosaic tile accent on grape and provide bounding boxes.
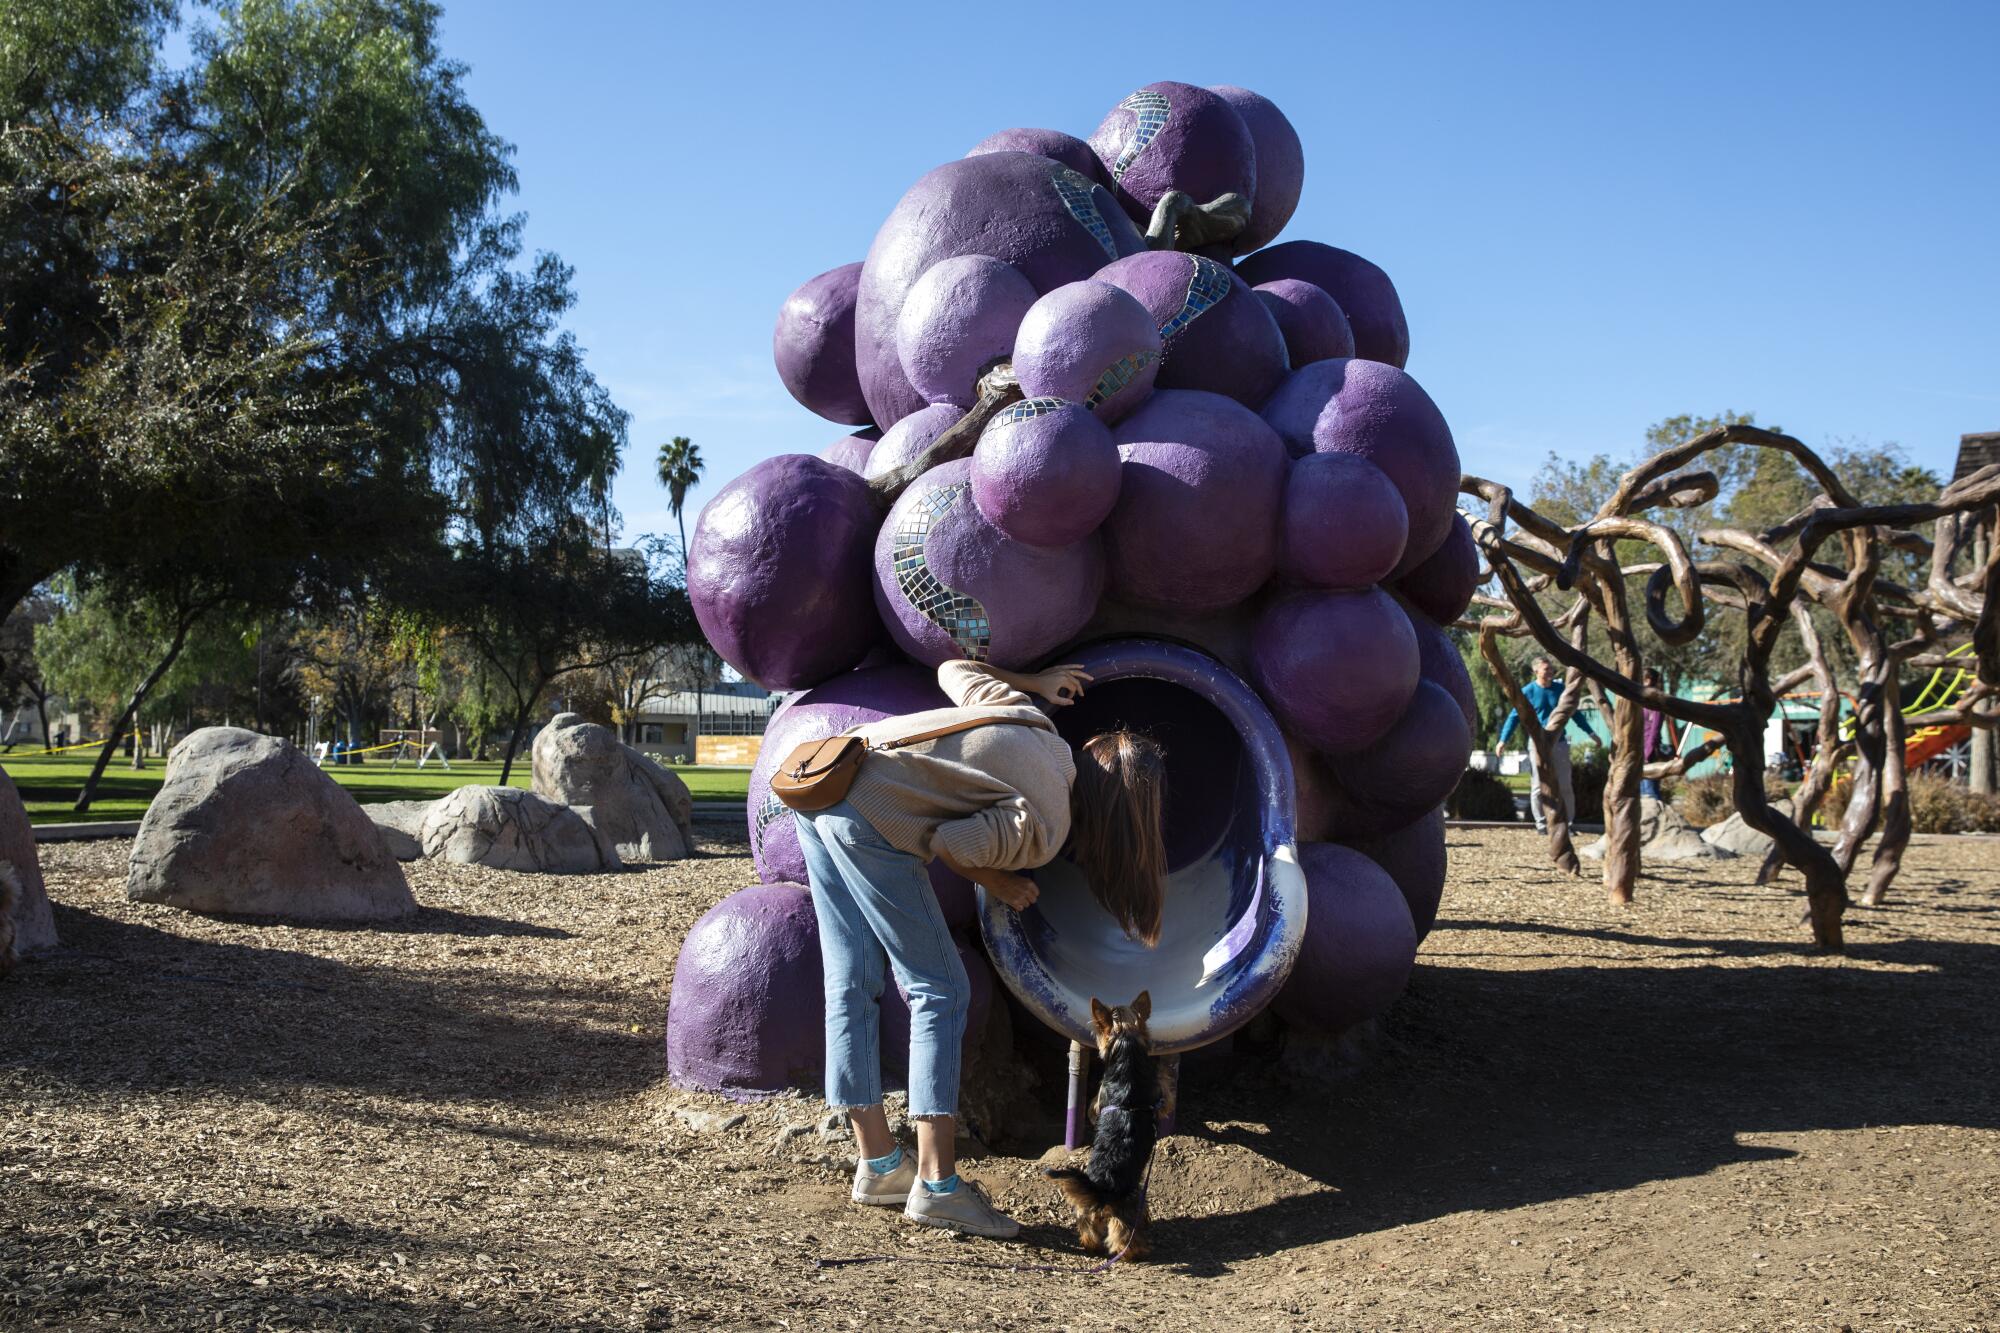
[1111,90,1171,182]
[752,794,788,859]
[1158,255,1230,346]
[1051,169,1121,263]
[892,483,993,659]
[1000,396,1069,423]
[1085,350,1157,410]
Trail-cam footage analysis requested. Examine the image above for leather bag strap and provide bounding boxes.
[870,713,1028,753]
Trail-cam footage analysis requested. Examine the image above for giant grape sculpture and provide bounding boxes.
[673,81,1468,1101]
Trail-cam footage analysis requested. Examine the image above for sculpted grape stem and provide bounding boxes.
[866,362,1024,511]
[1143,191,1251,252]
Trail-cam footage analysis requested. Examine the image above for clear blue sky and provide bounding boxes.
[432,0,1999,544]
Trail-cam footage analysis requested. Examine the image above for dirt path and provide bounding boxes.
[4,831,1997,1330]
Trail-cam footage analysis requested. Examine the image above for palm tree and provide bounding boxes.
[656,436,707,746]
[656,436,705,572]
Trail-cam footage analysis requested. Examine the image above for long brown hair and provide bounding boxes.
[1068,730,1168,947]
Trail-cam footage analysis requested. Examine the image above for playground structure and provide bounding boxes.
[1655,641,1977,790]
[666,80,1471,1128]
[1467,423,2000,948]
[310,731,451,769]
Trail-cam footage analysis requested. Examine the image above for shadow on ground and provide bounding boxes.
[9,902,653,1114]
[1143,917,2000,1275]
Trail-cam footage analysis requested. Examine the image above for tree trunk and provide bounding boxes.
[31,689,50,754]
[1596,570,1646,905]
[1603,692,1643,904]
[1860,673,1910,907]
[1830,630,1889,876]
[497,690,542,786]
[1758,605,1843,885]
[1725,715,1846,952]
[1478,626,1578,873]
[1971,726,1996,796]
[74,607,210,812]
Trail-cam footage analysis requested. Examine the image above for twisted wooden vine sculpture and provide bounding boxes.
[1464,424,1999,952]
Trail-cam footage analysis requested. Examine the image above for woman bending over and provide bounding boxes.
[794,659,1166,1238]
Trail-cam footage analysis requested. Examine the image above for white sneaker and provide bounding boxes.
[903,1178,1022,1239]
[851,1152,918,1206]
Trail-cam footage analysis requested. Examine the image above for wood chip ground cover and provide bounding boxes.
[3,831,1996,1330]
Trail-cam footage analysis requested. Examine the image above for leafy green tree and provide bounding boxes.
[0,0,173,122]
[6,1,657,797]
[36,573,240,806]
[434,530,699,784]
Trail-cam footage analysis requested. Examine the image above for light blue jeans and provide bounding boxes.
[794,800,968,1119]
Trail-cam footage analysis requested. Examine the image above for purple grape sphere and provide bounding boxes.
[1280,451,1408,589]
[1209,85,1303,255]
[1095,250,1288,409]
[1254,279,1354,367]
[857,153,1147,430]
[1336,680,1474,816]
[1260,359,1462,579]
[873,458,1103,669]
[967,128,1108,186]
[773,263,872,426]
[1343,806,1448,940]
[862,402,963,482]
[1088,81,1256,227]
[746,664,975,932]
[1403,596,1478,731]
[1251,587,1419,753]
[666,883,825,1094]
[895,256,1038,407]
[1104,390,1287,612]
[1011,280,1161,425]
[1396,511,1480,626]
[820,428,880,474]
[1237,241,1410,369]
[971,398,1122,547]
[1272,843,1419,1034]
[687,455,881,691]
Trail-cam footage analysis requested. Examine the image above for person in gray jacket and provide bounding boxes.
[794,659,1166,1240]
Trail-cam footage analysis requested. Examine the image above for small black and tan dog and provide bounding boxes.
[1046,991,1163,1261]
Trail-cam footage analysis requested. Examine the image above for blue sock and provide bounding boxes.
[864,1146,903,1175]
[921,1173,960,1196]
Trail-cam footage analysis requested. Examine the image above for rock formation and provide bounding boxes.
[126,728,415,920]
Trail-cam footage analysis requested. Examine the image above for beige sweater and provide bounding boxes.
[843,661,1076,871]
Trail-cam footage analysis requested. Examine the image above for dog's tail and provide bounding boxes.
[1043,1166,1103,1211]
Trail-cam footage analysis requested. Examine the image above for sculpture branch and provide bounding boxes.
[867,362,1022,510]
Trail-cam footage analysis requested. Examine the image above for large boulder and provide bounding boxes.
[0,765,57,961]
[1702,811,1776,857]
[417,786,621,874]
[531,713,693,861]
[126,728,415,920]
[1582,796,1732,862]
[363,800,433,862]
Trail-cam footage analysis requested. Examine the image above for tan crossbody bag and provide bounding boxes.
[771,715,1026,813]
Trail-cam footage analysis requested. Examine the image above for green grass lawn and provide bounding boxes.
[0,751,750,824]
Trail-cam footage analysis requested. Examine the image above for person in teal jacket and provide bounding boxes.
[1497,656,1601,833]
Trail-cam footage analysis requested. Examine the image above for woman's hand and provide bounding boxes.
[937,851,1040,911]
[1024,665,1091,707]
[979,870,1040,911]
